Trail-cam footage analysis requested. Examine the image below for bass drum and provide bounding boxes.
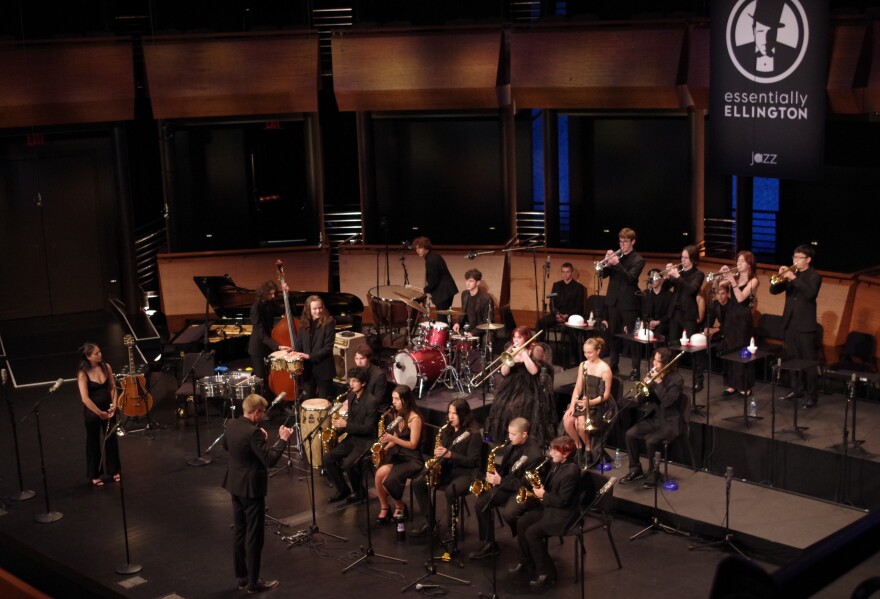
[391,349,446,389]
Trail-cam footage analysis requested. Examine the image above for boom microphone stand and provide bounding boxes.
[476,484,503,599]
[688,466,748,559]
[343,446,406,574]
[3,368,35,502]
[22,379,65,523]
[105,421,143,574]
[630,452,681,540]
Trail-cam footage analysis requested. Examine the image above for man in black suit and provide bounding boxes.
[600,228,645,380]
[324,367,380,503]
[354,344,388,408]
[413,236,458,311]
[770,244,822,408]
[537,262,586,328]
[222,394,293,594]
[468,417,545,560]
[453,268,494,334]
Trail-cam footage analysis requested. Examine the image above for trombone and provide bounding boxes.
[472,330,543,387]
[770,264,798,285]
[633,350,686,398]
[594,248,624,272]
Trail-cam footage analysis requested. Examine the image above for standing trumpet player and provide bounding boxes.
[663,245,706,391]
[599,228,645,381]
[770,245,822,408]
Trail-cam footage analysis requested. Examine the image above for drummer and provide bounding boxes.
[248,280,291,395]
[413,237,458,310]
[452,269,494,338]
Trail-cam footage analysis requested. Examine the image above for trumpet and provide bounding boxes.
[770,264,798,285]
[651,262,685,282]
[471,330,543,387]
[705,267,733,284]
[594,248,624,272]
[633,350,686,398]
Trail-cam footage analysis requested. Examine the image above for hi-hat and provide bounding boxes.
[476,323,504,331]
[393,292,429,314]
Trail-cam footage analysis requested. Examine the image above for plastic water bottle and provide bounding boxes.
[634,318,641,336]
[395,513,406,542]
[748,397,758,418]
[613,449,622,469]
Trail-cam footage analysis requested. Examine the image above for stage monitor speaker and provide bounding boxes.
[333,331,366,383]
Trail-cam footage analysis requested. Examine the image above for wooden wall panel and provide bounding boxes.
[0,41,134,128]
[827,23,868,115]
[685,26,710,110]
[849,278,880,361]
[143,35,319,119]
[332,31,503,112]
[866,22,880,113]
[157,248,329,317]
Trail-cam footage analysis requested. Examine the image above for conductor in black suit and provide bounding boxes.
[413,236,458,310]
[222,393,293,594]
[600,228,645,380]
[292,295,336,399]
[324,367,380,503]
[770,244,823,408]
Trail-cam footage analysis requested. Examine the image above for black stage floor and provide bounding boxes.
[1,312,880,597]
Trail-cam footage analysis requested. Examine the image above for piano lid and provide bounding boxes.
[193,276,364,320]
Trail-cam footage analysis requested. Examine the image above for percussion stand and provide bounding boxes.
[343,447,405,574]
[21,382,64,523]
[104,421,143,575]
[3,368,36,502]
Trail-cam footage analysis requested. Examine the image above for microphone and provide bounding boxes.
[387,416,403,430]
[269,391,287,409]
[503,234,518,249]
[653,451,661,471]
[342,232,360,244]
[725,466,733,482]
[545,254,551,278]
[511,455,528,473]
[465,251,477,260]
[775,357,783,384]
[401,240,412,250]
[49,378,64,393]
[415,584,440,590]
[597,476,617,497]
[1,368,6,385]
[329,402,344,416]
[545,293,558,299]
[451,431,470,446]
[318,232,324,249]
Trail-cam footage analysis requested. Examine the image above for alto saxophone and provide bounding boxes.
[517,457,550,504]
[425,421,451,489]
[321,391,348,453]
[470,440,508,497]
[371,409,393,468]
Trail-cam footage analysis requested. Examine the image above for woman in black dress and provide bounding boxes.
[485,326,555,449]
[719,251,759,397]
[76,342,120,486]
[374,385,424,522]
[562,337,613,462]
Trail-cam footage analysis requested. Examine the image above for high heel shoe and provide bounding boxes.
[376,508,392,524]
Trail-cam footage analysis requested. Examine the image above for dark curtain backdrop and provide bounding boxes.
[371,115,509,246]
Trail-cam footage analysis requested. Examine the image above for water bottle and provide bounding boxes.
[613,449,622,469]
[634,318,641,337]
[748,397,757,418]
[395,512,406,542]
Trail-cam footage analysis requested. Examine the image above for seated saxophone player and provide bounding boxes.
[621,347,685,488]
[374,385,424,524]
[324,367,379,504]
[510,436,580,589]
[468,417,544,560]
[410,397,484,537]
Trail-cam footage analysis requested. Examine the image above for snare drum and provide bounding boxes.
[269,350,303,375]
[451,333,479,354]
[196,375,229,398]
[226,373,262,401]
[300,398,331,468]
[391,349,447,389]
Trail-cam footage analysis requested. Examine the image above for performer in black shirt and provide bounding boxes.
[641,268,673,341]
[353,343,388,408]
[248,281,291,392]
[453,269,494,335]
[663,245,706,391]
[292,295,336,398]
[600,228,645,381]
[537,262,585,328]
[413,236,458,311]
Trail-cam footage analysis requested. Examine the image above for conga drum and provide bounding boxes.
[300,398,330,468]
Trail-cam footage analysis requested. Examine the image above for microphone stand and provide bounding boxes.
[769,358,781,485]
[688,467,748,559]
[3,371,35,501]
[105,421,143,574]
[630,451,681,540]
[185,351,213,467]
[22,383,63,523]
[476,484,503,599]
[343,445,406,573]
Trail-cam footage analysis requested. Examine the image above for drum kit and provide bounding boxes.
[195,371,263,413]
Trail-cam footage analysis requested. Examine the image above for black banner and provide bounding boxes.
[711,0,828,180]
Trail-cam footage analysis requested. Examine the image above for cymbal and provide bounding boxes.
[476,322,505,331]
[434,308,461,315]
[369,285,425,301]
[393,292,429,314]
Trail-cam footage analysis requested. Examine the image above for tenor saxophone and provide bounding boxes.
[321,391,348,453]
[424,421,451,489]
[470,440,508,497]
[516,457,550,504]
[371,409,393,468]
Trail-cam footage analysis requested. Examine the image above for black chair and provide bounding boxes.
[824,331,878,396]
[562,471,622,590]
[658,392,698,490]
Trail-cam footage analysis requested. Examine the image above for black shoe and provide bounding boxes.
[620,470,644,484]
[642,474,660,488]
[247,579,279,594]
[508,562,531,574]
[376,508,393,524]
[693,381,704,393]
[328,492,348,503]
[782,391,800,401]
[802,398,818,409]
[346,492,366,504]
[238,578,249,591]
[408,522,431,537]
[529,574,556,588]
[722,388,736,396]
[468,542,499,560]
[628,369,641,381]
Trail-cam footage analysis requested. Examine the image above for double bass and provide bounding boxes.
[117,335,154,417]
[268,260,300,400]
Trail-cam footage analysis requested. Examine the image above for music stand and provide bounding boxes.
[667,340,711,420]
[774,359,819,441]
[719,349,768,429]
